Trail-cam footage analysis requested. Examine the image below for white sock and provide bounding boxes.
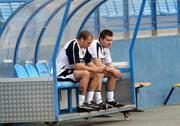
[95,91,103,104]
[78,95,85,106]
[107,91,115,102]
[86,91,94,104]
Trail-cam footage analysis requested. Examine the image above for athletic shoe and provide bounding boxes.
[89,101,102,111]
[97,102,113,110]
[106,100,124,108]
[77,102,95,113]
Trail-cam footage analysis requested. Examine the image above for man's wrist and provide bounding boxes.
[105,66,108,71]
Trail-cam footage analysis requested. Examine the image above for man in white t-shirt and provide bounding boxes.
[56,30,105,112]
[88,29,124,108]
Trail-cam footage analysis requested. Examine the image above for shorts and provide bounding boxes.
[57,69,77,83]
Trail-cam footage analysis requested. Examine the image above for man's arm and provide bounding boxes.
[106,63,121,78]
[93,58,114,73]
[93,58,106,68]
[74,62,104,73]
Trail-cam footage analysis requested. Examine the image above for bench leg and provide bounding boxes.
[131,87,144,112]
[58,89,61,113]
[68,89,73,113]
[76,88,79,108]
[163,87,175,105]
[135,87,139,109]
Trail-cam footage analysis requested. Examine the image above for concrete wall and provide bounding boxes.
[112,35,180,108]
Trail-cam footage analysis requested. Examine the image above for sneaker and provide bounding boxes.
[89,101,101,111]
[97,102,113,110]
[106,100,124,108]
[77,102,95,113]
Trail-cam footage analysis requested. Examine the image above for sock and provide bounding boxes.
[78,95,85,106]
[95,91,103,104]
[107,91,115,102]
[86,91,94,104]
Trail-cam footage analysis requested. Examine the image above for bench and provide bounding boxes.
[15,62,150,113]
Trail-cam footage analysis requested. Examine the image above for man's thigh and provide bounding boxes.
[74,70,89,81]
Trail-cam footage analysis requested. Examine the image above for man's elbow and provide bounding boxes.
[74,64,83,70]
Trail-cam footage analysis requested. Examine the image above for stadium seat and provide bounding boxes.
[129,0,137,16]
[0,8,4,21]
[46,62,53,74]
[0,1,24,23]
[57,81,79,113]
[131,0,151,16]
[15,64,29,78]
[105,0,117,17]
[99,3,108,17]
[36,63,50,77]
[113,0,123,16]
[25,63,39,77]
[157,0,170,15]
[57,81,79,89]
[166,0,177,14]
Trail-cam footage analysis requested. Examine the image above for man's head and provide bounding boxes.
[99,29,113,48]
[78,30,93,49]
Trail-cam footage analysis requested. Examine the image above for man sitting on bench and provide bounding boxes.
[87,29,124,108]
[56,30,104,112]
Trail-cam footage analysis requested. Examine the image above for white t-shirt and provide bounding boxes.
[56,39,92,76]
[88,40,112,64]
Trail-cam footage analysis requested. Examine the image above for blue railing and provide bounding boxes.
[0,0,179,33]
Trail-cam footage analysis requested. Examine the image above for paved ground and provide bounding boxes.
[1,105,180,126]
[56,105,180,126]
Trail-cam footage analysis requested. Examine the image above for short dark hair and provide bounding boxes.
[99,29,113,40]
[78,30,93,40]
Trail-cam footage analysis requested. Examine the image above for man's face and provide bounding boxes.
[100,35,113,48]
[81,36,93,49]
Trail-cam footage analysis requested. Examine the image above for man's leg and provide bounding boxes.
[86,72,98,103]
[92,74,113,110]
[94,73,103,105]
[106,75,116,102]
[106,75,124,108]
[85,72,102,110]
[74,70,94,112]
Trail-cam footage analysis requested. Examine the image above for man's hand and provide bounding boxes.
[111,69,121,79]
[94,66,105,73]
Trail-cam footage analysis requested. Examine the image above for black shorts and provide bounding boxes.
[57,69,77,83]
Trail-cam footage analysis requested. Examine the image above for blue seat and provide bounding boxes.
[0,8,4,21]
[99,3,108,17]
[131,0,151,16]
[46,62,52,74]
[113,0,123,17]
[0,2,24,21]
[129,0,137,16]
[25,64,39,77]
[105,0,118,17]
[57,81,79,113]
[36,63,50,77]
[157,0,170,15]
[57,81,79,89]
[15,64,29,78]
[167,0,177,14]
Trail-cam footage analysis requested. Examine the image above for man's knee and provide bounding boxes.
[91,72,103,78]
[82,70,90,78]
[98,73,104,78]
[105,73,116,80]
